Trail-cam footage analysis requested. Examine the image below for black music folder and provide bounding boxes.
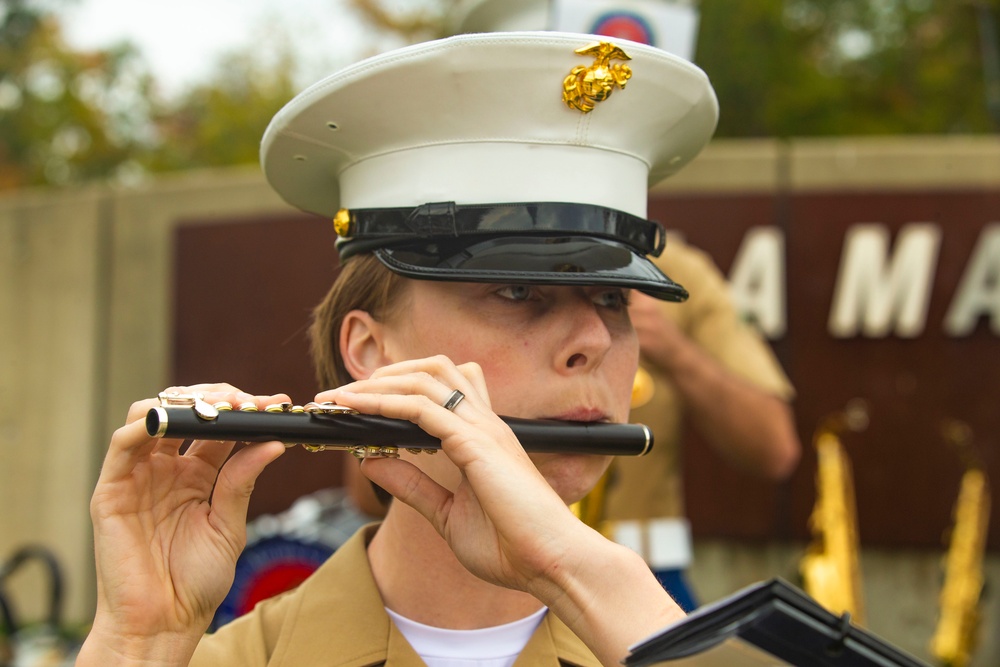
[624,578,930,667]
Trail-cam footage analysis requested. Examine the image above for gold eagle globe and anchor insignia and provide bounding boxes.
[562,41,633,113]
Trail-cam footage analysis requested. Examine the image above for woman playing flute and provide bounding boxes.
[77,30,718,667]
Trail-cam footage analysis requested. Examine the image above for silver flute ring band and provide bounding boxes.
[442,389,465,411]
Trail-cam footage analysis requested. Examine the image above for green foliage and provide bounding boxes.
[2,0,1000,190]
[0,1,297,190]
[0,0,155,189]
[697,0,996,137]
[139,46,298,173]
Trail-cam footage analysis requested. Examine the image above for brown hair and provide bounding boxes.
[309,254,407,390]
[310,254,406,510]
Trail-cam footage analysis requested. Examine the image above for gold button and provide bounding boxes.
[333,208,352,237]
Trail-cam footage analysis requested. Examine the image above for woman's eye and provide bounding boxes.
[595,289,629,309]
[496,285,534,301]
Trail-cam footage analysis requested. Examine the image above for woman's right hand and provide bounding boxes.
[77,384,287,666]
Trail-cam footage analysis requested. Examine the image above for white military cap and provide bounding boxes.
[260,31,717,300]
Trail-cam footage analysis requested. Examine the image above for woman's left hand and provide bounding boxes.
[315,355,584,593]
[315,355,684,666]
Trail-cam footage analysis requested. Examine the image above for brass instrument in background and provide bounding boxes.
[631,366,655,410]
[571,466,613,536]
[929,421,991,667]
[799,399,868,626]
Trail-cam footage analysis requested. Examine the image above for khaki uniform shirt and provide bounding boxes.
[191,524,601,667]
[605,241,794,522]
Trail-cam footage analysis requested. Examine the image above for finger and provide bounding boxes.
[360,457,453,533]
[326,359,510,450]
[390,356,482,399]
[455,362,491,410]
[330,383,484,433]
[127,385,243,456]
[330,390,522,475]
[124,397,162,425]
[209,441,286,544]
[161,382,243,396]
[183,392,292,469]
[123,396,194,458]
[182,439,238,469]
[333,365,484,413]
[325,383,459,420]
[98,420,178,483]
[321,356,476,402]
[150,390,246,459]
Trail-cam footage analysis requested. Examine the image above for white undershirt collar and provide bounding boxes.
[385,605,548,667]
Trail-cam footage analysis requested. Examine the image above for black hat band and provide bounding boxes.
[336,201,667,260]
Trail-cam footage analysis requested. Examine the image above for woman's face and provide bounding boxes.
[379,280,639,503]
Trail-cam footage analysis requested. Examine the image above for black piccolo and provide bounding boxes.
[146,393,653,459]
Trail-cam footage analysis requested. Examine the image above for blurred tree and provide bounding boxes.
[350,0,461,42]
[0,2,303,187]
[0,0,155,190]
[140,41,299,173]
[697,0,995,136]
[4,0,999,191]
[351,0,1000,137]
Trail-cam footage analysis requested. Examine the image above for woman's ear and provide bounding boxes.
[340,310,388,381]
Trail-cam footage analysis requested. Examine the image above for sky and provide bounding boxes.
[60,0,399,95]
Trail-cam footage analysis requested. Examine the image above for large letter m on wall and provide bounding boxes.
[828,223,942,338]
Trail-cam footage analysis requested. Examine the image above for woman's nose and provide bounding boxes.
[558,300,614,370]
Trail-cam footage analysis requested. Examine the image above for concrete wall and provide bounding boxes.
[1,188,110,634]
[0,167,293,631]
[1,138,998,664]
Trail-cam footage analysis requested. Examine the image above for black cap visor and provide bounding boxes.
[373,235,688,301]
